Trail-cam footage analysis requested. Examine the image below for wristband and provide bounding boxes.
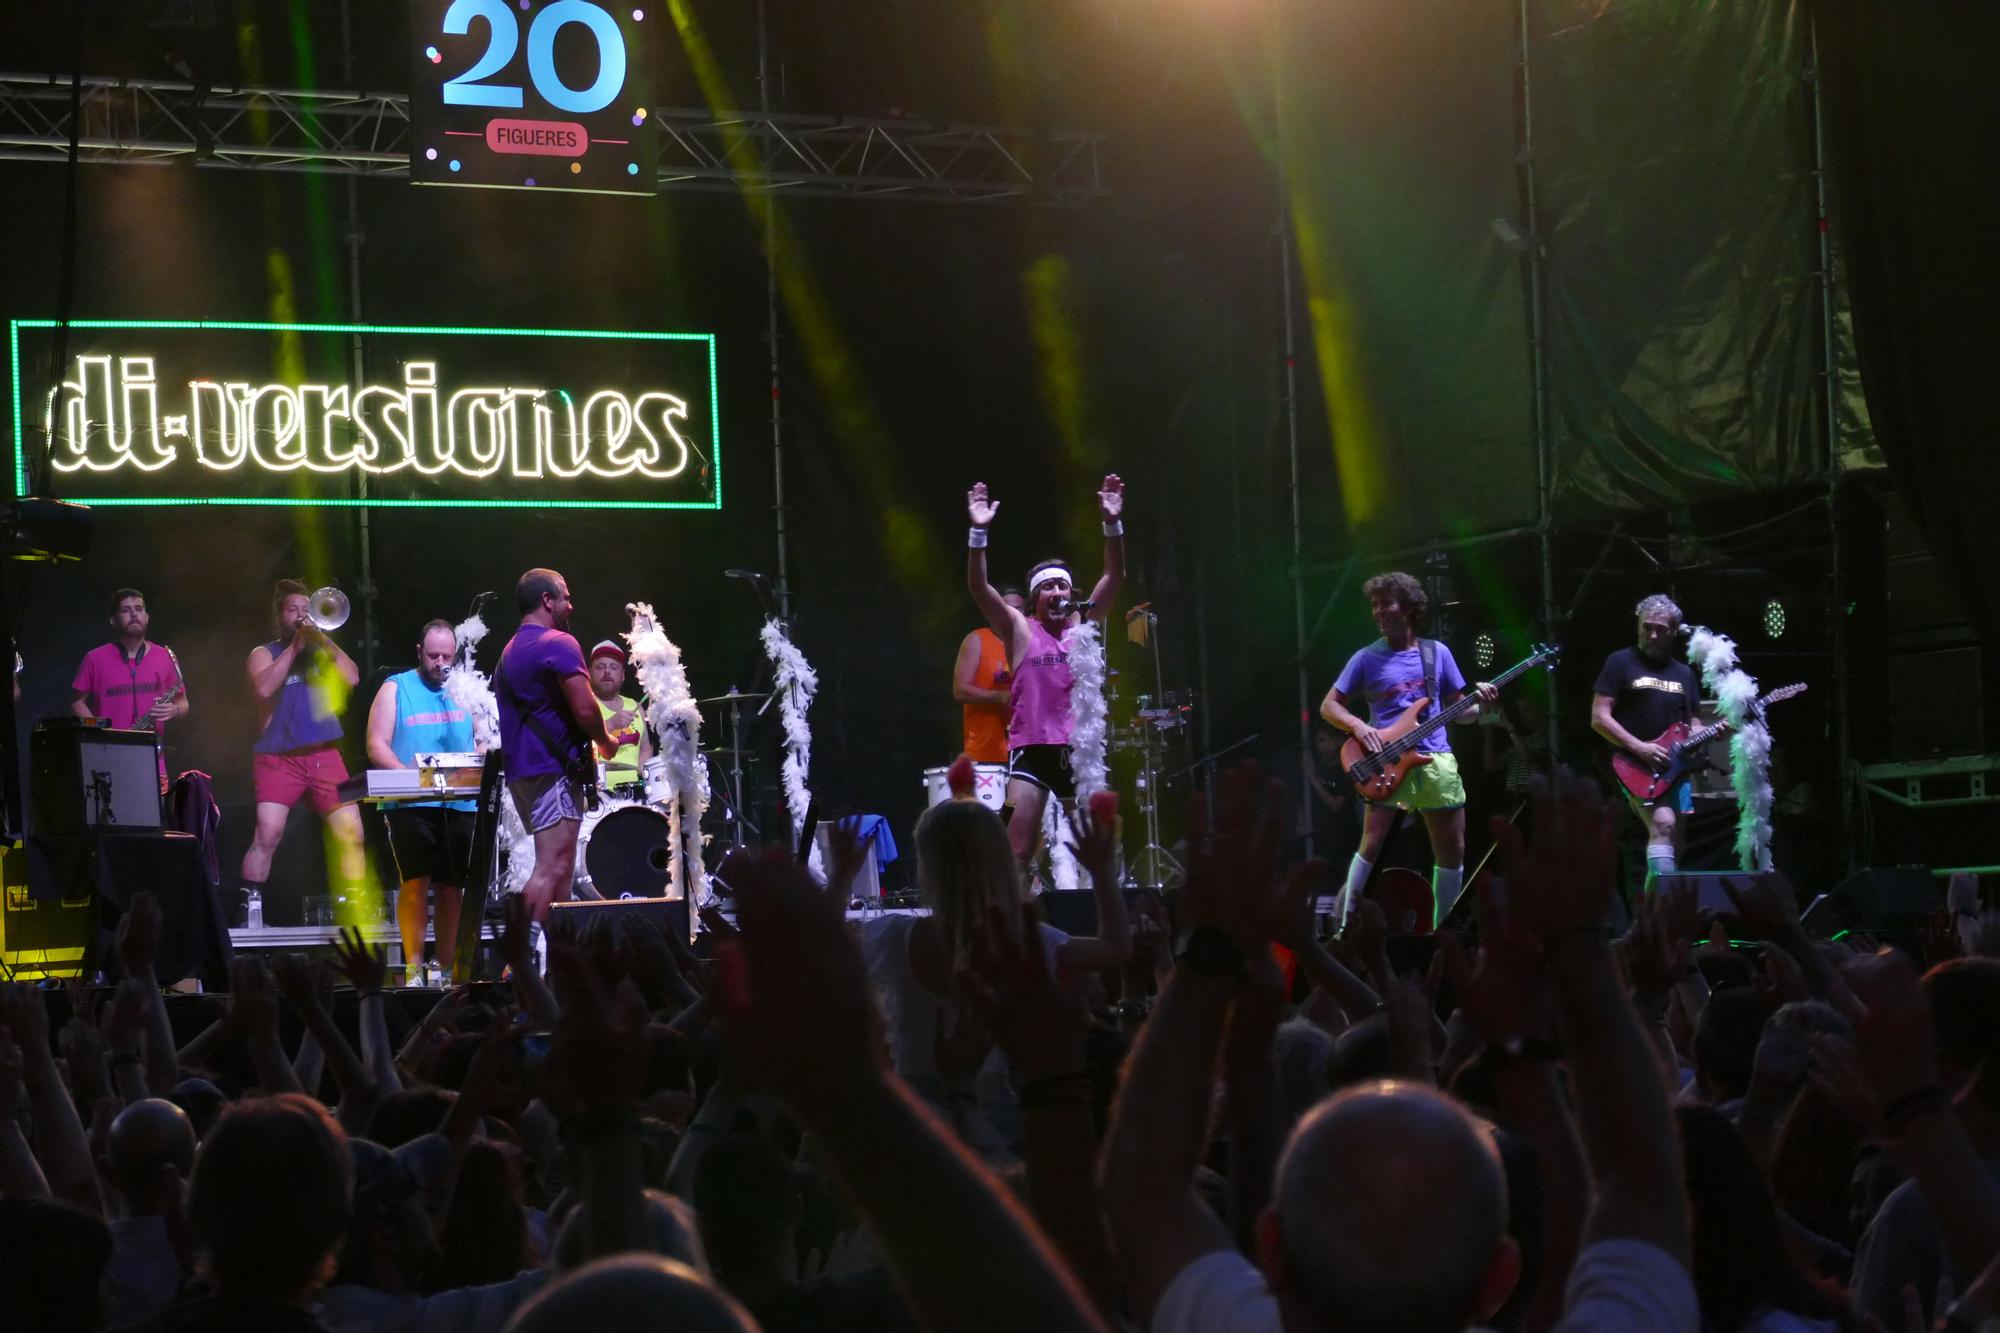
[1102,519,1123,538]
[967,526,989,549]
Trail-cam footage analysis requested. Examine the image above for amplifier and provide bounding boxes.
[30,721,162,834]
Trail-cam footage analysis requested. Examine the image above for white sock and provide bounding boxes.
[1338,854,1374,929]
[1432,864,1464,928]
[1647,846,1678,878]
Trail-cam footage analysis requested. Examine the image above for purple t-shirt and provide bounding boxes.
[72,642,181,731]
[497,624,588,779]
[1333,639,1467,754]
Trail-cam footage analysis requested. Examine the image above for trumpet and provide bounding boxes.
[307,585,350,632]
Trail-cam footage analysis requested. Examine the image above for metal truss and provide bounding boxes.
[0,72,1105,204]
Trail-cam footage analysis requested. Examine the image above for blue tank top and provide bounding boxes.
[252,639,346,755]
[387,668,476,812]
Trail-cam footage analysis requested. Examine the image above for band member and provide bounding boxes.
[242,579,366,922]
[587,640,651,794]
[1320,572,1497,927]
[366,620,478,980]
[1591,593,1700,884]
[966,476,1126,863]
[497,569,615,924]
[952,586,1023,765]
[70,587,188,790]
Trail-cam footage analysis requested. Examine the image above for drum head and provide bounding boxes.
[583,805,673,897]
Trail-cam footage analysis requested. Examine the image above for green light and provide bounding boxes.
[1763,598,1786,640]
[9,318,720,510]
[1829,929,1850,942]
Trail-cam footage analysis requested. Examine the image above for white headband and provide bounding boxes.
[1029,566,1074,596]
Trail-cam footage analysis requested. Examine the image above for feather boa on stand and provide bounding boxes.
[625,603,709,904]
[761,618,825,879]
[442,611,534,894]
[1685,626,1774,872]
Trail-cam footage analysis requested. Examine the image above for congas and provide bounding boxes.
[921,762,1009,812]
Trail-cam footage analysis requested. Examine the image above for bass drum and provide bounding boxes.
[581,805,674,899]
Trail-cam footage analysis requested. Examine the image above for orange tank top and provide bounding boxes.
[962,628,1011,763]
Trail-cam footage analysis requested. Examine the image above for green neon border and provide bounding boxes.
[9,319,722,511]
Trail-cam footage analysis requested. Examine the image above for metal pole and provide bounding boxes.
[1274,0,1314,857]
[1808,16,1854,870]
[1521,0,1558,759]
[757,0,791,621]
[340,0,375,678]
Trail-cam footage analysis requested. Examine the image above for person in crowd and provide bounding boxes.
[102,1098,198,1330]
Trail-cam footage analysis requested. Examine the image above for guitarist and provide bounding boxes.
[498,567,617,925]
[1590,593,1700,886]
[1320,572,1496,927]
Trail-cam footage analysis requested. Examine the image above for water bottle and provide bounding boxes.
[245,889,264,931]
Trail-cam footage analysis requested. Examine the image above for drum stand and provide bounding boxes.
[1125,609,1184,891]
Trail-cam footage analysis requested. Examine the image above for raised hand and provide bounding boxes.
[544,947,650,1115]
[962,905,1087,1083]
[331,926,389,996]
[271,953,325,1015]
[1,981,51,1054]
[103,978,151,1055]
[1439,881,1548,1044]
[1063,796,1120,889]
[967,482,1001,529]
[1834,949,1939,1108]
[222,958,282,1042]
[115,892,163,978]
[1489,768,1619,938]
[58,1017,109,1102]
[713,847,883,1114]
[1097,474,1124,521]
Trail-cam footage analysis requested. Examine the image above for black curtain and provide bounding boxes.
[1810,0,2000,651]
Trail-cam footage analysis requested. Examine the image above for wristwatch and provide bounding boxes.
[1174,925,1248,981]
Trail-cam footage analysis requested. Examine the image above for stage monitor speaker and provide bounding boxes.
[1886,647,1981,760]
[547,896,692,949]
[30,723,163,834]
[1653,871,1763,919]
[1,844,93,979]
[1800,866,1939,937]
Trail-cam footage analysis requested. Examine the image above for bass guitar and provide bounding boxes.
[1609,682,1807,802]
[1341,643,1561,802]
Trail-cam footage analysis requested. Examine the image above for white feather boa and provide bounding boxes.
[441,610,536,893]
[1685,626,1774,872]
[625,602,709,903]
[1063,622,1110,799]
[760,618,825,878]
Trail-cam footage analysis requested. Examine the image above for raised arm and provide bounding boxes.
[1084,474,1124,623]
[365,679,403,770]
[966,482,1019,640]
[320,631,361,689]
[1053,795,1132,973]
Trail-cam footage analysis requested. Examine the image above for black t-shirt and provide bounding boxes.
[1592,646,1699,745]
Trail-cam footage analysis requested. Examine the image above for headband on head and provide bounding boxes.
[589,640,627,665]
[1028,566,1074,596]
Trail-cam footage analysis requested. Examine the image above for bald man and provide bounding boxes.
[104,1099,198,1331]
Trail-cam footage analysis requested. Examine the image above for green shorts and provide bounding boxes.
[1369,751,1465,812]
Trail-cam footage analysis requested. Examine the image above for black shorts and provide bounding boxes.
[1008,744,1075,801]
[385,807,476,886]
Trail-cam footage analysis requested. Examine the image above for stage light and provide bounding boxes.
[1763,598,1786,639]
[1473,631,1496,671]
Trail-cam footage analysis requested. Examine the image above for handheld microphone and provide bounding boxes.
[1062,598,1097,617]
[724,568,767,582]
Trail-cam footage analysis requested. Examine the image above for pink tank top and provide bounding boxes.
[1007,619,1074,747]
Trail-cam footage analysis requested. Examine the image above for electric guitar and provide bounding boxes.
[1341,644,1561,802]
[1610,682,1807,802]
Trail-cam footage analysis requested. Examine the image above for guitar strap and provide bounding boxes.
[1419,636,1438,725]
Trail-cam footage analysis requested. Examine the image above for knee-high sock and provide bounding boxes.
[1338,854,1374,928]
[1432,864,1465,928]
[1644,844,1677,893]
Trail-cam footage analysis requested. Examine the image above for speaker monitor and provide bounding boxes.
[30,723,163,835]
[547,895,692,948]
[1800,866,1939,937]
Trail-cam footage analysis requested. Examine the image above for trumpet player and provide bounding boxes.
[238,578,365,925]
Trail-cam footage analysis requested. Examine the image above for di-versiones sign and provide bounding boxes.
[7,320,720,510]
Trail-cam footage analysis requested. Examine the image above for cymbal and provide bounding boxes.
[696,691,772,706]
[702,744,758,756]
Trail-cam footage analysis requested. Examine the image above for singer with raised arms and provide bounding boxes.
[966,474,1125,865]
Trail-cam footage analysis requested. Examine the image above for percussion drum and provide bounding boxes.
[921,762,1009,812]
[580,804,674,899]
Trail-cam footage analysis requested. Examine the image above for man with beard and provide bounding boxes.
[965,474,1125,865]
[1591,593,1701,882]
[497,569,615,924]
[586,640,651,796]
[366,619,478,981]
[71,586,187,792]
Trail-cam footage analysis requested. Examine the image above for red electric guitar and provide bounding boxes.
[1610,682,1807,802]
[1341,644,1561,802]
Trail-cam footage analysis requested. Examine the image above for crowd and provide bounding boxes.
[2,761,1999,1333]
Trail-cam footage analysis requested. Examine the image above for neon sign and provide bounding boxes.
[8,320,721,510]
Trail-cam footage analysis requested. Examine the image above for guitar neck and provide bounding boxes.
[1397,652,1540,750]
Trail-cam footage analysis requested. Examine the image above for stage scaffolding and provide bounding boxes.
[0,73,1106,205]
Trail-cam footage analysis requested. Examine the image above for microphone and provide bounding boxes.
[1061,598,1097,617]
[724,568,767,583]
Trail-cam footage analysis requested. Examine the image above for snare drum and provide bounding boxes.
[921,762,1009,812]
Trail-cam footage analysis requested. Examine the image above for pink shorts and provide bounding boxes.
[253,744,351,815]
